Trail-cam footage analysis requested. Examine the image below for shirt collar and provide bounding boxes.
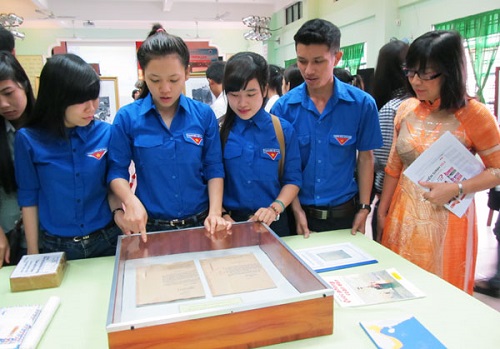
[138,93,188,118]
[234,108,268,131]
[67,120,94,141]
[4,119,15,133]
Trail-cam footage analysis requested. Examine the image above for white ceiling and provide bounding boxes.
[3,0,292,31]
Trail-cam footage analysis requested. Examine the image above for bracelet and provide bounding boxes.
[221,211,230,217]
[457,183,463,197]
[112,207,124,217]
[268,205,280,221]
[273,199,286,213]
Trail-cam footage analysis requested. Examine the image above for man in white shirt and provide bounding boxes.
[206,61,227,120]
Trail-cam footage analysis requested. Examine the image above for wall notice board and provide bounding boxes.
[17,55,44,95]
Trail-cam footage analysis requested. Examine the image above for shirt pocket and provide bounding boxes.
[134,134,174,165]
[258,147,281,178]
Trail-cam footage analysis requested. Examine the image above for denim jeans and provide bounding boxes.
[43,224,121,260]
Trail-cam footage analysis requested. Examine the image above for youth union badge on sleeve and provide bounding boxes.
[263,148,280,160]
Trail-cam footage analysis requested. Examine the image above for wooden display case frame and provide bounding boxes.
[106,222,334,349]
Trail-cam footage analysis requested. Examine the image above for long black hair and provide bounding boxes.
[137,23,190,100]
[24,53,100,138]
[0,52,35,194]
[372,39,409,110]
[219,52,268,148]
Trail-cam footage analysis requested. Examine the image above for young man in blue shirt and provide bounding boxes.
[271,18,382,237]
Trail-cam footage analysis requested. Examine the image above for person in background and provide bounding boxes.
[377,30,500,294]
[474,212,500,298]
[371,39,409,241]
[15,53,125,260]
[271,18,382,237]
[131,88,140,100]
[282,63,304,94]
[206,61,227,120]
[219,52,302,237]
[0,52,35,267]
[351,74,365,90]
[0,27,15,54]
[333,67,353,84]
[108,24,230,241]
[264,64,284,112]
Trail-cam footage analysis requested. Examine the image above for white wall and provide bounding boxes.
[67,42,138,108]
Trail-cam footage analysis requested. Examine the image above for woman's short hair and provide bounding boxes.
[26,53,100,137]
[405,30,467,110]
[137,23,190,99]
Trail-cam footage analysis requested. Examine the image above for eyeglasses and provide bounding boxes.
[402,68,442,81]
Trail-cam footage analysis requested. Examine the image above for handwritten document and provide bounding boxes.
[403,131,484,217]
[135,261,205,306]
[200,253,276,296]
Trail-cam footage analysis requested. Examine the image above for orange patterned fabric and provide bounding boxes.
[382,98,500,294]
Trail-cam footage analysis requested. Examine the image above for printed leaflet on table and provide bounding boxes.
[322,268,425,307]
[359,315,446,349]
[295,242,377,272]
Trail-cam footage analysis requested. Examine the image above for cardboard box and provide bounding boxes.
[10,252,66,292]
[106,222,334,349]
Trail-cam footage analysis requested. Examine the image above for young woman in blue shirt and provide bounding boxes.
[219,52,302,236]
[14,54,124,260]
[108,24,230,241]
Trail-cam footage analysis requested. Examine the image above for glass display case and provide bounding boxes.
[106,222,334,349]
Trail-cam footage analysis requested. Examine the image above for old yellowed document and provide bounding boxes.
[136,261,205,306]
[200,253,276,296]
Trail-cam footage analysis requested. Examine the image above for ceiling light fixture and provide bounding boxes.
[0,13,25,40]
[242,16,272,41]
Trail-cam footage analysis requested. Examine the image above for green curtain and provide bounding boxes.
[338,43,364,74]
[284,58,297,68]
[435,9,500,103]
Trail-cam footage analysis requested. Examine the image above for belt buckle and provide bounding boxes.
[318,209,328,220]
[73,234,90,242]
[169,219,185,227]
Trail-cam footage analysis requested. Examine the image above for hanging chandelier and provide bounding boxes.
[242,16,272,41]
[0,13,25,39]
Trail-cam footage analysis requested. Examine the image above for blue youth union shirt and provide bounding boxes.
[14,121,113,237]
[271,78,382,207]
[223,109,302,211]
[107,93,224,220]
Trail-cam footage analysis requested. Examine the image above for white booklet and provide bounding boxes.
[323,268,425,307]
[403,131,484,218]
[295,242,377,273]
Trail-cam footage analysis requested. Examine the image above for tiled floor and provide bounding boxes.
[366,189,500,312]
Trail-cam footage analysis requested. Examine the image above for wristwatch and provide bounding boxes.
[358,204,371,213]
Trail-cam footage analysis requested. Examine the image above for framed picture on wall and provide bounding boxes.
[96,77,120,124]
[184,74,213,106]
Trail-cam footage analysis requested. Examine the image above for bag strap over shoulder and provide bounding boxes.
[271,114,285,179]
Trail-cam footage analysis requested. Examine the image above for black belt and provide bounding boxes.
[147,210,208,228]
[302,199,355,220]
[44,220,115,243]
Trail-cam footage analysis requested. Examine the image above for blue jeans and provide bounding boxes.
[491,215,500,288]
[43,224,121,260]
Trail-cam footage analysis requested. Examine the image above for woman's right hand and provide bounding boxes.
[122,196,148,242]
